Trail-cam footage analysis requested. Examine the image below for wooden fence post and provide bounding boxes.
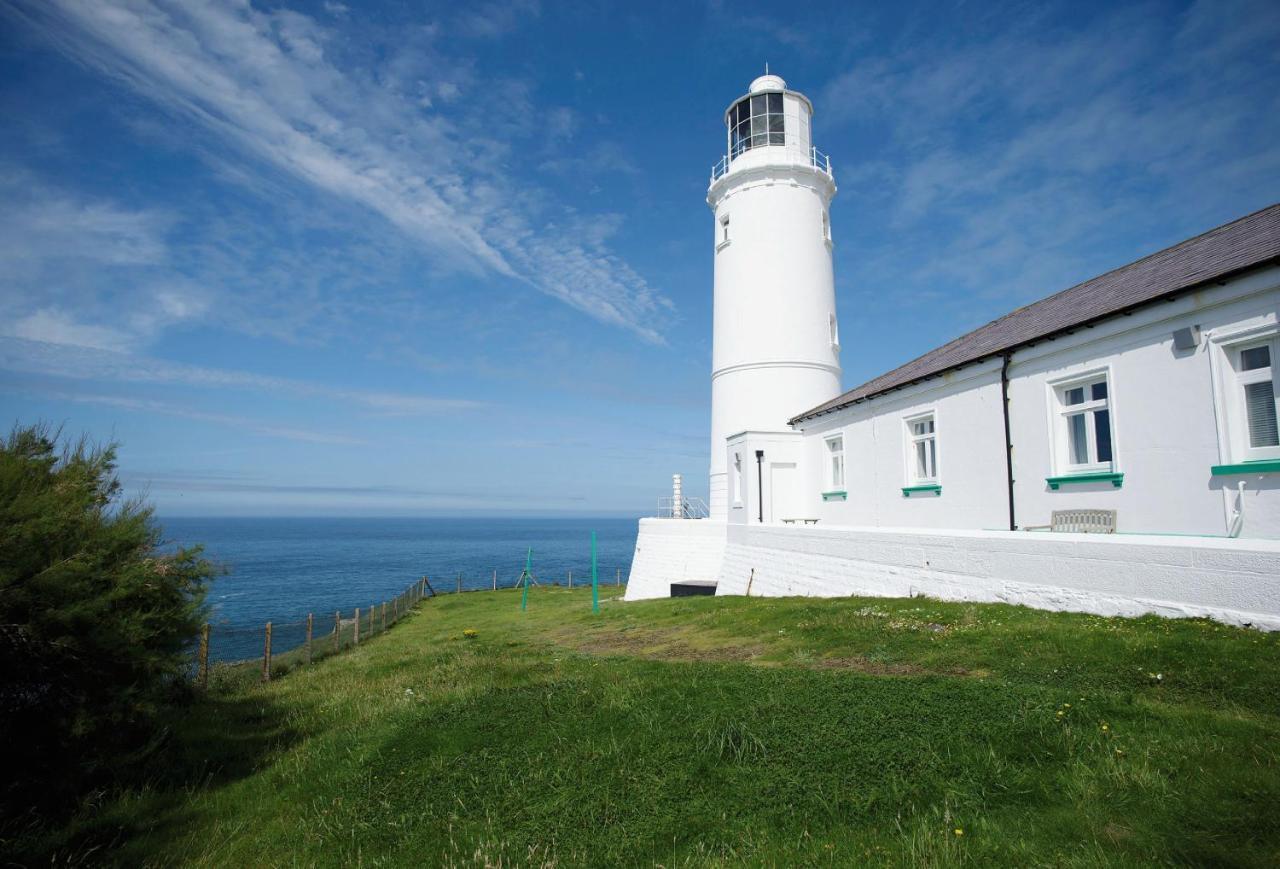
[381,602,386,632]
[334,611,340,653]
[262,621,272,682]
[197,623,210,689]
[457,573,463,594]
[568,569,573,589]
[305,613,313,665]
[354,608,360,645]
[370,603,375,637]
[493,569,497,591]
[616,568,622,587]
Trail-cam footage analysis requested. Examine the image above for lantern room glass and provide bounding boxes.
[729,91,785,158]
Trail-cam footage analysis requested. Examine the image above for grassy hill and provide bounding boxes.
[15,588,1280,866]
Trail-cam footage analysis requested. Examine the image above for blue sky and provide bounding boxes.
[1,0,1278,517]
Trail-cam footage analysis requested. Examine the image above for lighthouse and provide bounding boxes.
[706,73,842,519]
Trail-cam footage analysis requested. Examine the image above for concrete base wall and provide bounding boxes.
[625,518,728,601]
[714,524,1280,630]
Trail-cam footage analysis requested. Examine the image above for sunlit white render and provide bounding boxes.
[706,74,842,519]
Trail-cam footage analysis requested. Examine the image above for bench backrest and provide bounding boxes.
[1050,509,1117,533]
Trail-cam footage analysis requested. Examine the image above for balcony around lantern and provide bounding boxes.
[710,145,833,184]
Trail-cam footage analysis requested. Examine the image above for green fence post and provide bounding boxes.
[520,547,531,612]
[591,530,599,614]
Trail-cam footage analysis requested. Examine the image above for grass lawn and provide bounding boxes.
[14,588,1280,866]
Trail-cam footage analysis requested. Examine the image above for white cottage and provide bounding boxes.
[627,73,1280,629]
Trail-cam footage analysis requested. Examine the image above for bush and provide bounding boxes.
[0,424,213,819]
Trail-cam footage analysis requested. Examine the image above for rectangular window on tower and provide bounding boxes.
[732,452,744,506]
[718,214,730,250]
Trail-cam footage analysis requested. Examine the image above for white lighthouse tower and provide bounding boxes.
[706,73,842,519]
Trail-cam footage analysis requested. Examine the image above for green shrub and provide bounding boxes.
[0,424,213,819]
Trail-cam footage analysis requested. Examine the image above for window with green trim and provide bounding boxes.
[1053,374,1115,475]
[905,412,937,486]
[825,434,844,490]
[1234,339,1280,461]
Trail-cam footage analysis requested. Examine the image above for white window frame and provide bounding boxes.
[829,313,839,351]
[824,434,844,491]
[1047,368,1117,475]
[903,411,938,485]
[1210,325,1280,464]
[1203,321,1274,468]
[822,210,831,243]
[731,451,744,506]
[717,213,731,251]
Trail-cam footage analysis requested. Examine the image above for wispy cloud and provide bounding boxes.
[1,385,367,445]
[0,337,484,417]
[4,0,672,343]
[817,0,1280,336]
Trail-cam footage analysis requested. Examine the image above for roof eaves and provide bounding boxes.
[788,252,1280,426]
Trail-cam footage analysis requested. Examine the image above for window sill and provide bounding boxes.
[716,239,732,253]
[902,484,941,497]
[1046,472,1124,490]
[821,490,847,501]
[1211,460,1280,475]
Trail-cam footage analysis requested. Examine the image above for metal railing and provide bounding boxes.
[710,146,833,183]
[657,496,710,519]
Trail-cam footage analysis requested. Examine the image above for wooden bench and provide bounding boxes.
[1024,509,1117,533]
[781,518,821,525]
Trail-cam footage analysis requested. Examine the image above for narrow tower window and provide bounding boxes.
[822,210,830,242]
[829,313,839,349]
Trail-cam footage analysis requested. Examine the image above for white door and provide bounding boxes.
[768,462,798,524]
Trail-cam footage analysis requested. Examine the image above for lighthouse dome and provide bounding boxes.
[749,74,786,93]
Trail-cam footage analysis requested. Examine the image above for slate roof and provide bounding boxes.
[791,203,1280,425]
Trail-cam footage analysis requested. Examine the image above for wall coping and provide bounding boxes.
[727,521,1280,552]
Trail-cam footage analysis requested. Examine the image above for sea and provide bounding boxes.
[160,516,639,662]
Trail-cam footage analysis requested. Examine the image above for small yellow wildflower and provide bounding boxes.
[1056,710,1064,717]
[1101,724,1109,732]
[954,828,964,837]
[1064,703,1071,708]
[463,628,478,639]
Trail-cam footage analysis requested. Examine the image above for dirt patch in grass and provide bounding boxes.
[813,656,972,676]
[565,626,765,663]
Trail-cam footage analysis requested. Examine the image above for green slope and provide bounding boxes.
[18,588,1280,867]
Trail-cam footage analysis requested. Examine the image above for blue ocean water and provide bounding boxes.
[161,516,638,662]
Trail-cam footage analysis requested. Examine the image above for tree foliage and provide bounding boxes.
[0,423,213,817]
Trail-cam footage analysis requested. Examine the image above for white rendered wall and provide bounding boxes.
[791,268,1280,539]
[625,518,728,601]
[707,158,841,518]
[724,430,805,526]
[1007,271,1280,537]
[715,523,1280,630]
[800,362,1010,529]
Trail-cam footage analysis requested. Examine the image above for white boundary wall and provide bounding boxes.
[713,523,1280,630]
[625,518,728,601]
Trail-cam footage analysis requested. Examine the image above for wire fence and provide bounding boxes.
[196,567,629,690]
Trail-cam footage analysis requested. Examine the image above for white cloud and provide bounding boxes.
[8,309,133,352]
[6,0,671,342]
[0,336,486,417]
[8,387,367,445]
[816,0,1280,325]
